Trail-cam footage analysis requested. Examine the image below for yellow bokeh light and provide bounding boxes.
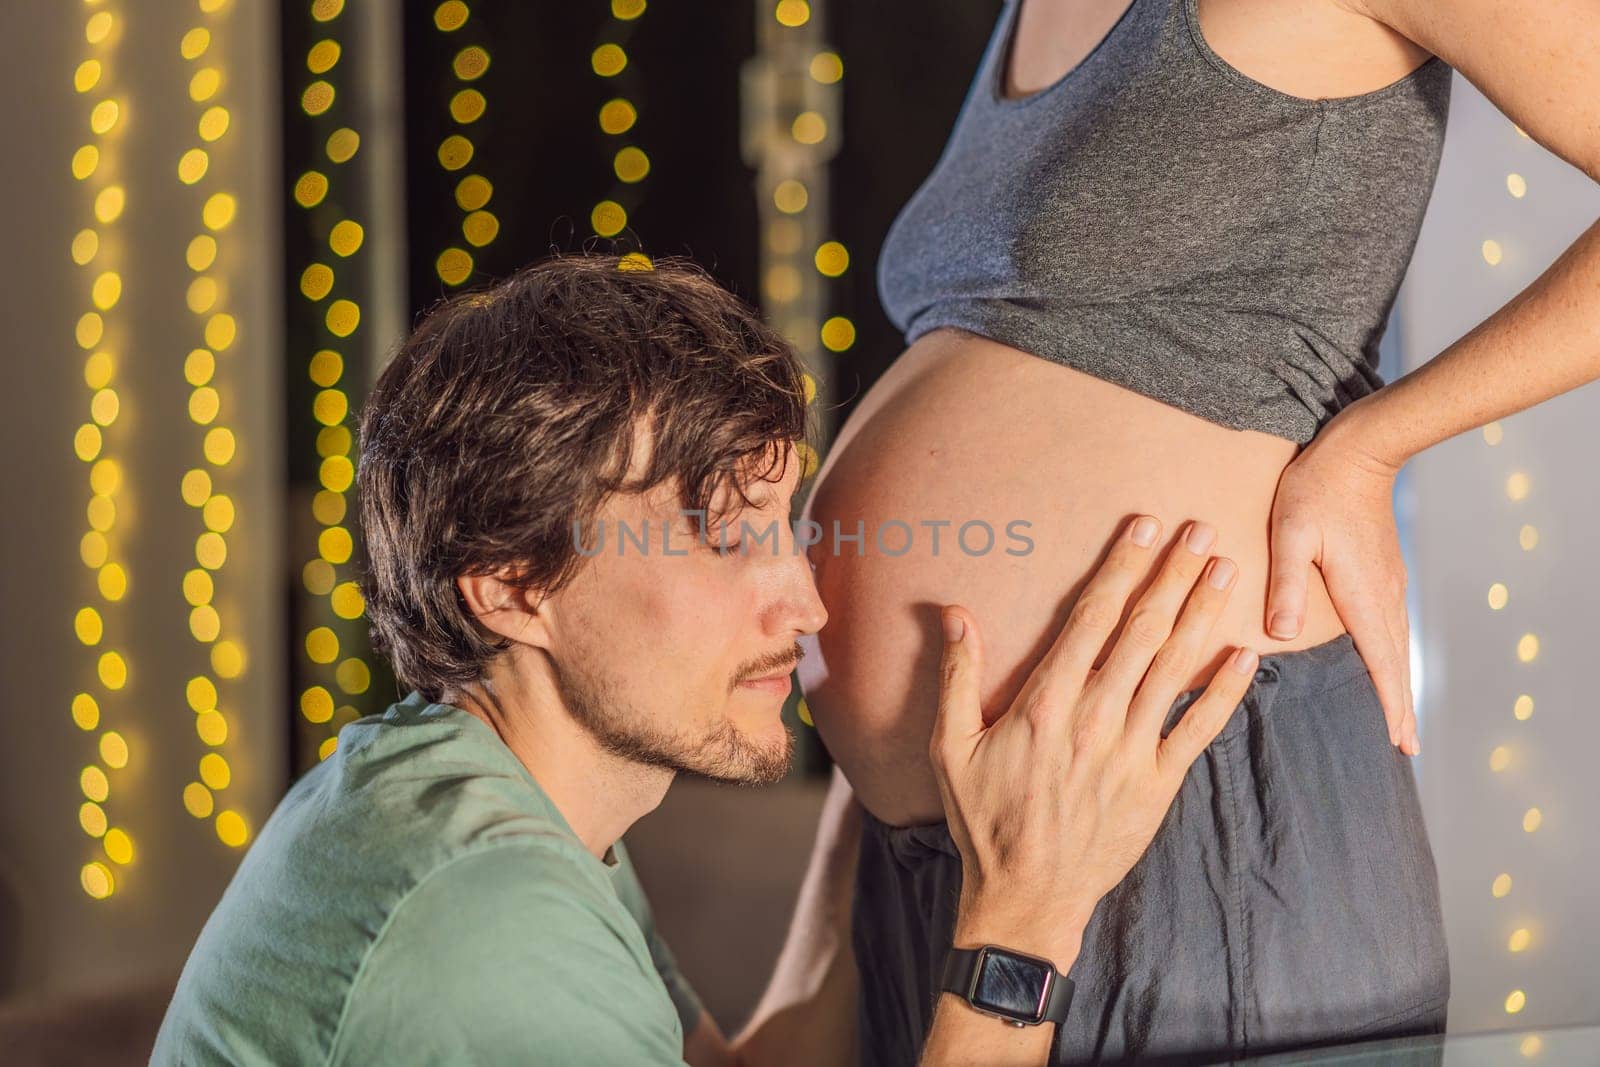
[1514,694,1534,720]
[81,765,110,803]
[591,200,627,237]
[312,489,346,526]
[309,349,343,387]
[89,386,119,425]
[196,530,228,570]
[199,753,231,790]
[187,675,218,713]
[313,388,349,426]
[202,495,235,533]
[183,567,214,607]
[181,468,213,507]
[326,299,360,337]
[1483,239,1503,266]
[100,730,129,769]
[89,458,121,495]
[203,426,236,465]
[1505,989,1526,1014]
[810,51,843,84]
[303,559,336,596]
[1517,633,1539,663]
[199,106,230,143]
[307,39,341,74]
[613,146,650,183]
[80,802,108,838]
[203,192,237,231]
[450,89,485,124]
[95,186,126,224]
[205,312,237,351]
[773,178,808,214]
[791,111,826,144]
[72,144,99,181]
[306,626,341,664]
[178,148,209,184]
[188,277,219,316]
[301,263,334,301]
[294,171,328,208]
[75,607,103,646]
[302,80,335,116]
[181,27,211,61]
[814,240,849,277]
[81,862,114,900]
[775,0,810,27]
[798,441,820,480]
[86,11,115,44]
[319,736,339,761]
[1492,872,1513,898]
[612,0,647,18]
[438,134,474,171]
[331,581,365,620]
[618,252,653,272]
[185,349,215,388]
[453,46,490,81]
[216,810,250,848]
[436,247,473,286]
[75,60,102,94]
[592,44,627,78]
[434,0,469,31]
[1489,744,1511,772]
[1507,173,1527,198]
[91,272,121,311]
[184,782,215,818]
[90,99,120,135]
[1482,421,1503,445]
[599,98,637,135]
[187,234,218,272]
[79,531,109,570]
[462,210,499,247]
[98,561,127,602]
[85,352,115,391]
[103,827,134,865]
[821,316,856,352]
[1506,471,1530,501]
[326,126,360,163]
[73,228,100,265]
[336,658,372,695]
[317,426,351,458]
[72,693,101,732]
[87,494,116,532]
[765,264,801,303]
[196,709,228,747]
[212,639,246,679]
[1487,582,1508,610]
[455,174,492,211]
[190,68,222,103]
[318,524,354,562]
[1519,524,1539,551]
[329,220,364,256]
[311,0,345,22]
[1508,928,1531,953]
[1522,807,1542,833]
[1521,1036,1542,1058]
[302,686,335,724]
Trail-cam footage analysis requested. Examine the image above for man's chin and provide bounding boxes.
[677,718,794,786]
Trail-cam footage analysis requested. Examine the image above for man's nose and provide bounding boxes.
[779,549,829,636]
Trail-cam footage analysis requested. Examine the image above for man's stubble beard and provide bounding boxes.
[550,656,794,786]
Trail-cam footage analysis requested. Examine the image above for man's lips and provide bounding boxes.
[737,671,794,693]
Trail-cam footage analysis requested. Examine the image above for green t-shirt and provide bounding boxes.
[152,692,703,1065]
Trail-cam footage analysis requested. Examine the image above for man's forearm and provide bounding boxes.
[1341,214,1600,469]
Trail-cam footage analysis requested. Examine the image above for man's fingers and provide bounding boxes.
[931,605,986,765]
[1092,521,1217,701]
[1031,515,1165,693]
[1266,517,1318,640]
[1157,646,1258,779]
[1338,589,1409,750]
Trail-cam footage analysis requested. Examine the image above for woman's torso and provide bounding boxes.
[796,0,1451,826]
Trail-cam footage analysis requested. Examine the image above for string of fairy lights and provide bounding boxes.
[293,0,375,762]
[1478,119,1544,1049]
[177,0,251,853]
[434,1,499,287]
[590,0,648,250]
[71,0,133,902]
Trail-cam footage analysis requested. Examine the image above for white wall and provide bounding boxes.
[1400,73,1600,1032]
[0,0,284,998]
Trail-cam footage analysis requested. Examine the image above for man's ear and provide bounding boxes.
[455,569,555,651]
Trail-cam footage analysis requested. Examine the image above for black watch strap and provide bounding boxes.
[940,946,1076,1025]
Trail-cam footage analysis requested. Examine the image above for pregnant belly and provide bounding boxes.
[796,328,1348,825]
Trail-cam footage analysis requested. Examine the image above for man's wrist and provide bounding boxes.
[951,894,1089,977]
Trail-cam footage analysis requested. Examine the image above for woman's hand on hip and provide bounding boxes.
[1264,408,1419,755]
[929,514,1259,959]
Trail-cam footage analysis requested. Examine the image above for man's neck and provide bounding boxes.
[444,677,672,861]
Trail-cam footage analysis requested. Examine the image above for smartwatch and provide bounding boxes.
[939,944,1075,1028]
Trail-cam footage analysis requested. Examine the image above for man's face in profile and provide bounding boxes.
[544,440,828,785]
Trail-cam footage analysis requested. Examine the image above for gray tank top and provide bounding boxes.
[877,0,1452,444]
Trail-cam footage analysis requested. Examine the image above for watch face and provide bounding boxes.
[970,948,1051,1023]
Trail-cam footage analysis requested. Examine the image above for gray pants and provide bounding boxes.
[852,632,1450,1065]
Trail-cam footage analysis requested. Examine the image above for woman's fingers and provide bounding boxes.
[1331,569,1411,751]
[1156,645,1259,781]
[1090,520,1219,703]
[1124,553,1239,742]
[930,605,986,768]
